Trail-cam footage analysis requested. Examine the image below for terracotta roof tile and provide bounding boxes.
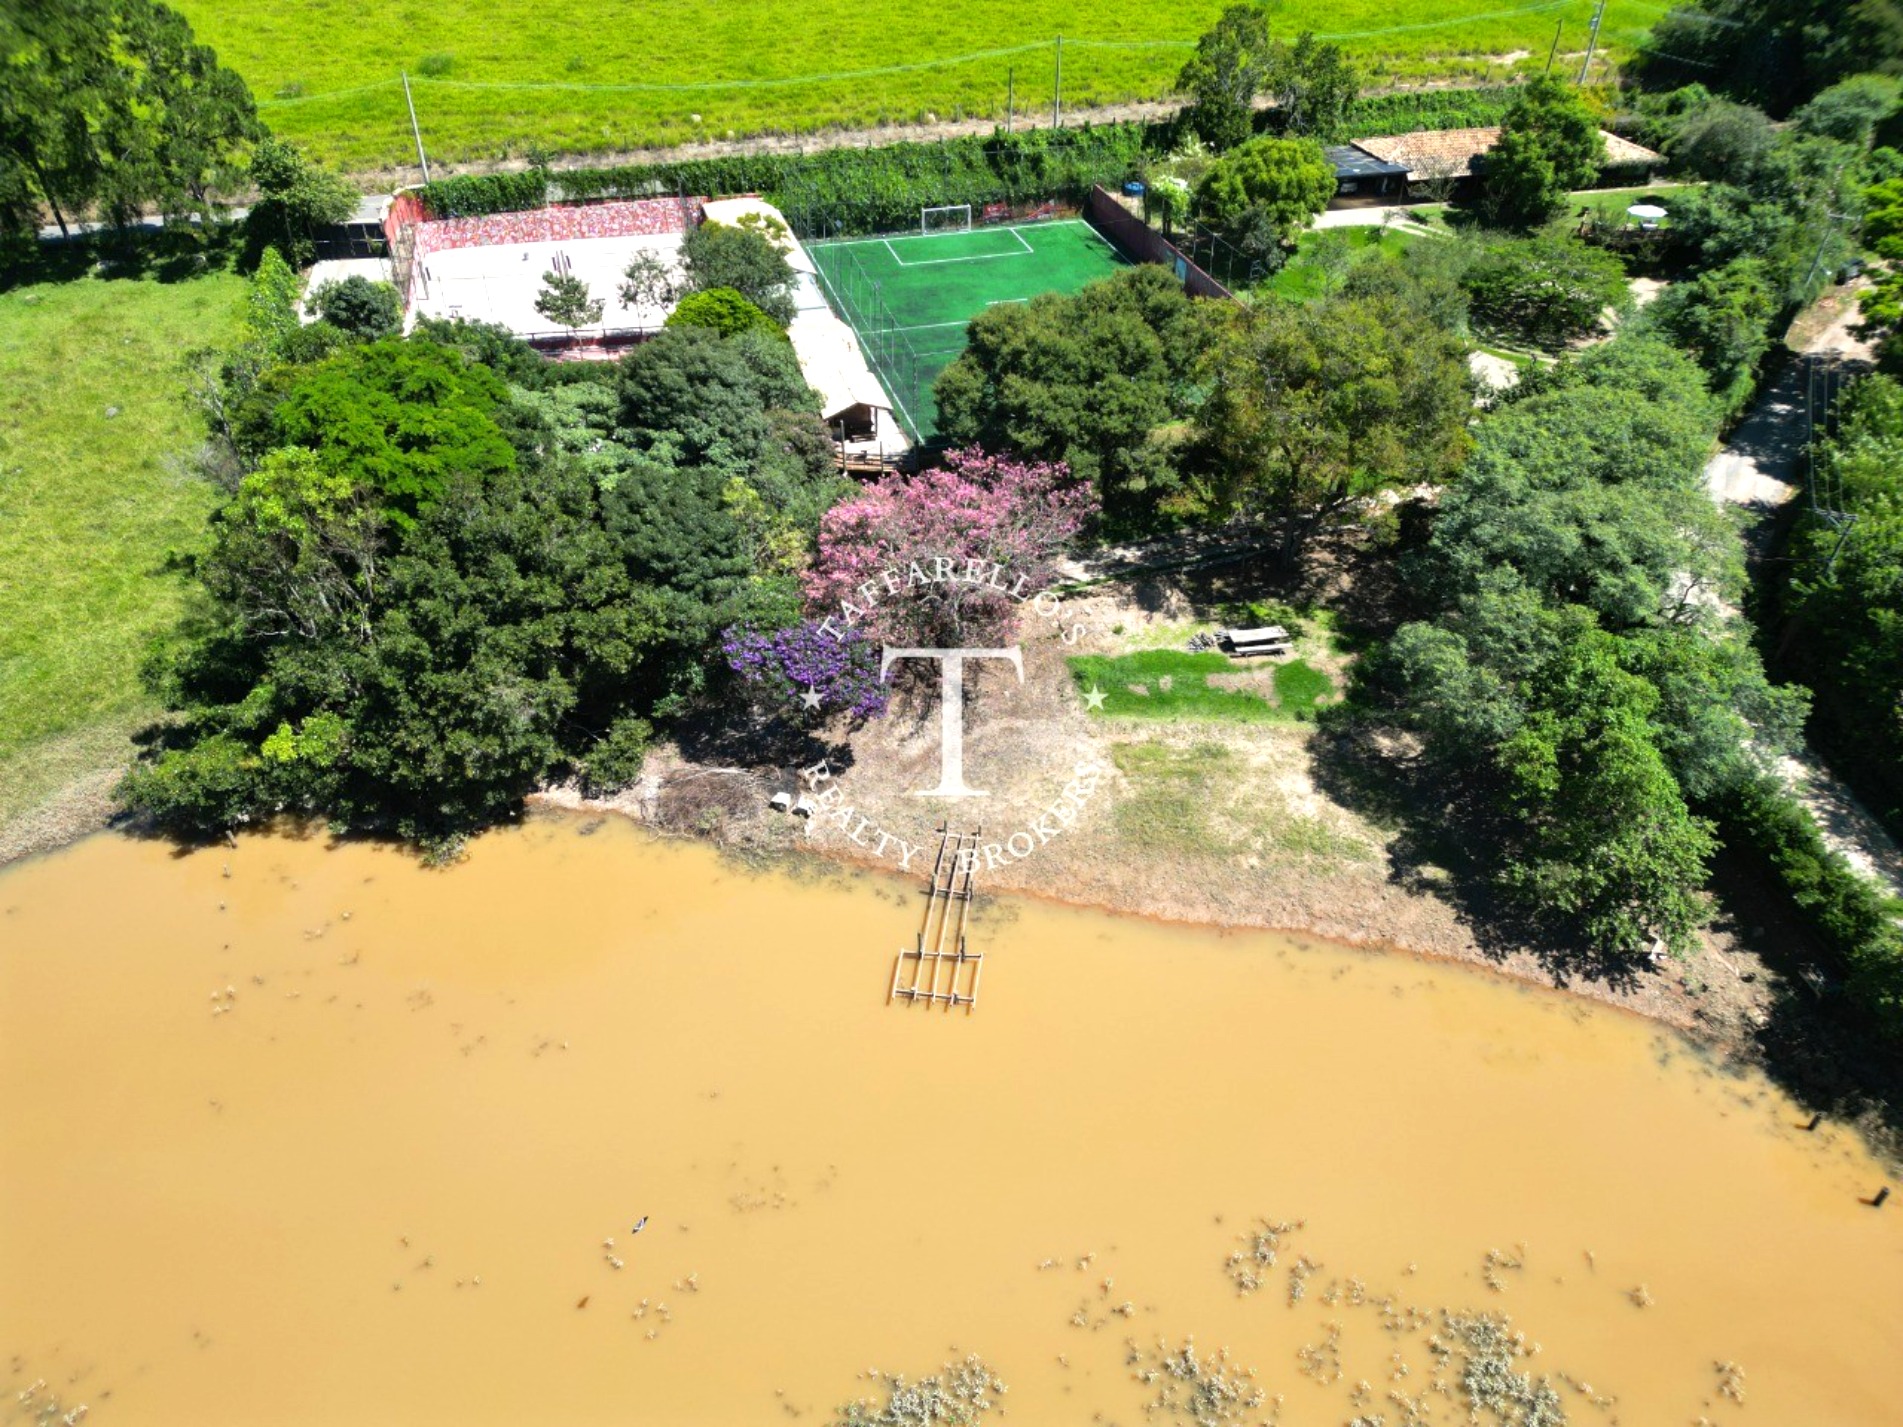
[1348,128,1662,182]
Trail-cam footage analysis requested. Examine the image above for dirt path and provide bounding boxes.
[1704,282,1903,897]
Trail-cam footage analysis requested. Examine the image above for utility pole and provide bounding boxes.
[402,71,431,183]
[1545,20,1563,74]
[1801,209,1851,289]
[1576,0,1607,85]
[1053,36,1062,129]
[1007,66,1015,133]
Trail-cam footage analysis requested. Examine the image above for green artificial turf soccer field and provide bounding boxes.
[808,217,1127,440]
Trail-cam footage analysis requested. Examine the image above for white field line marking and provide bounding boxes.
[820,219,1095,267]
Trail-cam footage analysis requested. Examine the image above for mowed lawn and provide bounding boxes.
[0,273,244,831]
[173,0,1660,170]
[1266,224,1424,301]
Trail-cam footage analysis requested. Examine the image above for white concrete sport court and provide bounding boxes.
[408,232,687,337]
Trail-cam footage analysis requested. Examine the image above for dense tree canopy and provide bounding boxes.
[1359,334,1801,959]
[121,272,843,847]
[666,287,784,339]
[1460,234,1630,346]
[311,276,403,340]
[1780,375,1903,825]
[680,215,798,324]
[1638,0,1903,116]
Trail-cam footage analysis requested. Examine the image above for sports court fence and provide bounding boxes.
[1083,186,1233,301]
[809,238,941,442]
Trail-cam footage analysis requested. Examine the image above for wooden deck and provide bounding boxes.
[888,823,985,1013]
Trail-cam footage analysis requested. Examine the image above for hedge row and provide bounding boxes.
[1720,774,1903,1040]
[413,89,1528,229]
[1339,86,1518,141]
[417,125,1155,234]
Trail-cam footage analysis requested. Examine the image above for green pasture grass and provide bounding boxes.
[1265,224,1422,302]
[809,218,1127,437]
[1069,649,1336,723]
[0,272,244,826]
[172,0,1662,171]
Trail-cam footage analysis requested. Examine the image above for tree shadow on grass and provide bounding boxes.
[4,224,243,294]
[1308,713,1650,991]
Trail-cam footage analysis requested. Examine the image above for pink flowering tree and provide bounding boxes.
[803,448,1096,647]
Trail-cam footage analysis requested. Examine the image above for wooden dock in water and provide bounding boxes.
[888,823,984,1013]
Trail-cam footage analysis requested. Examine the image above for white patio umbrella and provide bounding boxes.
[1627,203,1669,221]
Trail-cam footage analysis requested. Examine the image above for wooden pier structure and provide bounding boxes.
[888,823,985,1012]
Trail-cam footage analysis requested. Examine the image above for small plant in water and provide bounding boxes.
[1224,1217,1302,1295]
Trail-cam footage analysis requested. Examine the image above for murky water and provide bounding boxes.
[2,817,1898,1426]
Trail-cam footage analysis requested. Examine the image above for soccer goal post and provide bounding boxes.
[921,203,973,235]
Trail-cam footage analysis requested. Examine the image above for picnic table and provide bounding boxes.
[1217,625,1292,657]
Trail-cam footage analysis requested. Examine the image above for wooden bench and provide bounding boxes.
[982,202,1011,225]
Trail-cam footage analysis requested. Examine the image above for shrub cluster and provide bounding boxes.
[1719,776,1903,1038]
[1339,86,1517,140]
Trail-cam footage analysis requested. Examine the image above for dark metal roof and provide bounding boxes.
[1323,144,1411,180]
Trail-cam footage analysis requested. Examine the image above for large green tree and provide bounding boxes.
[680,214,797,325]
[934,265,1225,530]
[1267,33,1359,141]
[243,136,358,267]
[1483,75,1604,227]
[1192,135,1335,249]
[1460,233,1631,346]
[1174,4,1279,151]
[1198,285,1473,560]
[258,339,518,527]
[0,0,259,239]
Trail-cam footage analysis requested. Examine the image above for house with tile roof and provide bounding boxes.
[1322,127,1663,204]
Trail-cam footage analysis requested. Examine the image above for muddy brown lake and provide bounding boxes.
[2,816,1898,1425]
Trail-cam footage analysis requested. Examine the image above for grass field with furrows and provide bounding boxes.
[0,272,244,831]
[173,0,1660,171]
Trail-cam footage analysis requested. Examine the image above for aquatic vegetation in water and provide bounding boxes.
[1481,1244,1526,1294]
[1223,1217,1303,1295]
[1126,1337,1268,1427]
[832,1355,1005,1427]
[1430,1313,1566,1427]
